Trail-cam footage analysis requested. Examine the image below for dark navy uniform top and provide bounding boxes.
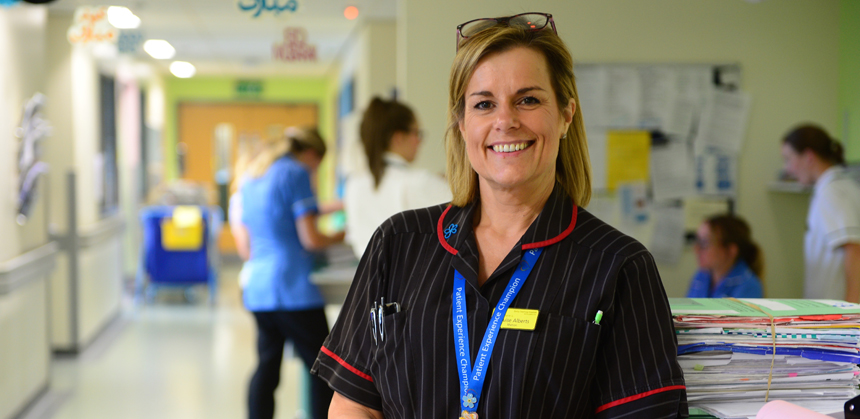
[312,185,688,418]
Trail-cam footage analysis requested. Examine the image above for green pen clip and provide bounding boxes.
[593,310,603,325]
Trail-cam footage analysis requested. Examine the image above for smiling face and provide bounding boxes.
[458,47,574,195]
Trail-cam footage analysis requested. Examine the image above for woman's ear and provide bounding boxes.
[727,243,740,263]
[562,98,575,132]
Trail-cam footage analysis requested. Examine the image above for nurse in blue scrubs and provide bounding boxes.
[687,214,764,298]
[239,127,344,419]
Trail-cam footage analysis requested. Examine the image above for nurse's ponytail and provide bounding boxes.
[783,124,846,166]
[360,97,416,188]
[707,214,764,280]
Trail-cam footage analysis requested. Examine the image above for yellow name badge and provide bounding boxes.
[499,308,539,330]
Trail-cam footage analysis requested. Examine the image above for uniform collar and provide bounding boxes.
[814,166,844,190]
[436,184,578,256]
[383,152,409,168]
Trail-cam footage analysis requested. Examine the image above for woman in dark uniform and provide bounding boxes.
[313,12,687,419]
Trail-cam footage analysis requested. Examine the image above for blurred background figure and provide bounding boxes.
[781,124,860,302]
[687,214,764,298]
[228,134,261,290]
[238,126,343,419]
[344,97,452,258]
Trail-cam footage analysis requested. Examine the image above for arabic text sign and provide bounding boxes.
[238,0,298,18]
[67,6,117,45]
[273,28,316,62]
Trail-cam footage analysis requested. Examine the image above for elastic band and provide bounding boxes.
[727,298,775,402]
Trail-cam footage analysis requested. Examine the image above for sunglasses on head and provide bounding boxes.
[455,12,556,51]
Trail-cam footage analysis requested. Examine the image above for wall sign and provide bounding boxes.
[67,6,117,45]
[272,27,316,62]
[237,0,298,18]
[16,93,51,225]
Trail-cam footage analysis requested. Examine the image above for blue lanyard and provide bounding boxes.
[452,248,542,415]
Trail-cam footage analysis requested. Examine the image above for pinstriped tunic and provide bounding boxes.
[312,186,688,418]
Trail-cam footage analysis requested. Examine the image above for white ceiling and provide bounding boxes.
[48,0,398,77]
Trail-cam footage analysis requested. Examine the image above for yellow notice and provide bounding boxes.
[500,308,539,331]
[606,131,651,190]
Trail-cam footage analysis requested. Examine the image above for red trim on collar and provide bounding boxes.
[594,385,686,413]
[437,201,578,254]
[437,205,459,255]
[522,202,578,250]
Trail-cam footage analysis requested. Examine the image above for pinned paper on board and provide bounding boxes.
[696,148,737,197]
[606,130,651,190]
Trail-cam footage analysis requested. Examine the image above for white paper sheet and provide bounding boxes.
[651,140,695,201]
[638,66,677,130]
[576,65,608,130]
[694,89,752,153]
[649,203,685,265]
[587,129,607,191]
[605,66,641,128]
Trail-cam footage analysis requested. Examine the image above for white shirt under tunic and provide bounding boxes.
[345,152,452,258]
[804,166,860,300]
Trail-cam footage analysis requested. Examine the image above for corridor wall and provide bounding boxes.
[0,5,56,419]
[42,12,124,353]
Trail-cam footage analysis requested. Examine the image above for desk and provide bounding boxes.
[311,244,358,306]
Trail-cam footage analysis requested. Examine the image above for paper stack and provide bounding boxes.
[670,298,860,419]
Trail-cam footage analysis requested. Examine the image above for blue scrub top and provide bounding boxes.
[686,260,763,299]
[241,154,325,312]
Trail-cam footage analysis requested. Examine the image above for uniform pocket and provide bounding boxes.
[372,310,416,419]
[520,313,603,418]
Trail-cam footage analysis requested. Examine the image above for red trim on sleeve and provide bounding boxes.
[594,385,686,414]
[437,205,459,255]
[522,202,578,250]
[320,346,374,383]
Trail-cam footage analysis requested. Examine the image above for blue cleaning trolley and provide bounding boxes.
[135,205,223,304]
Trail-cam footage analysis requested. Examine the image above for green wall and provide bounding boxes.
[163,76,339,201]
[840,0,860,162]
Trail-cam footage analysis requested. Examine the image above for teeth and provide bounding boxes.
[492,142,529,153]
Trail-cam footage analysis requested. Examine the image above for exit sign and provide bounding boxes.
[236,80,263,97]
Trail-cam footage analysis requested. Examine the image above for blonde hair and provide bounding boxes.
[247,126,327,178]
[445,24,591,207]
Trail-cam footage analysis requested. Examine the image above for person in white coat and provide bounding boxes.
[345,97,452,258]
[781,124,860,302]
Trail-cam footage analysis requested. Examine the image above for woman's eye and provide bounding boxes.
[520,96,541,106]
[473,101,493,110]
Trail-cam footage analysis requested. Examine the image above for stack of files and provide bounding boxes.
[670,298,860,418]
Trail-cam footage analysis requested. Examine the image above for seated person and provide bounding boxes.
[687,214,764,298]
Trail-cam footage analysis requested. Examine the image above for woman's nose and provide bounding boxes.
[494,104,520,131]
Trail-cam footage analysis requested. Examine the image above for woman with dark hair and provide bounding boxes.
[781,124,860,302]
[240,126,343,419]
[314,12,686,419]
[344,97,451,258]
[687,214,764,298]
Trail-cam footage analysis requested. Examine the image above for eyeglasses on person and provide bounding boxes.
[455,12,556,51]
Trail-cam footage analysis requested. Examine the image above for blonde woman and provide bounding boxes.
[240,127,343,419]
[313,13,686,419]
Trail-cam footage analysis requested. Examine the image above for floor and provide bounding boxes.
[20,263,322,419]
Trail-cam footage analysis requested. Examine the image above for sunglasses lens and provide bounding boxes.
[460,19,499,38]
[509,13,549,31]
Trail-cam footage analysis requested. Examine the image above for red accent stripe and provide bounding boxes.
[320,346,373,382]
[594,385,686,414]
[437,205,459,255]
[522,202,578,250]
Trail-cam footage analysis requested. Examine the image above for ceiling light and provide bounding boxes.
[143,39,176,59]
[169,61,196,78]
[344,6,359,20]
[107,6,140,29]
